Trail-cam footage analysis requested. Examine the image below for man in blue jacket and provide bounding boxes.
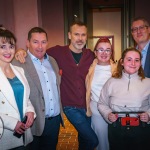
[131,17,150,77]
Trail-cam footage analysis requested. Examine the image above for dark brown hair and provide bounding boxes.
[69,21,87,33]
[28,27,48,41]
[112,47,145,80]
[0,28,16,45]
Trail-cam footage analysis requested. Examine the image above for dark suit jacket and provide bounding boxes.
[12,55,64,136]
[144,44,150,78]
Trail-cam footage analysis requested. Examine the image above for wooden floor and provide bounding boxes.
[56,114,78,150]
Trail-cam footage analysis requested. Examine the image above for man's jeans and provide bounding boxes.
[63,106,98,150]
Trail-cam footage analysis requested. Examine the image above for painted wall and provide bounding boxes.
[13,0,64,49]
[0,0,150,51]
[93,11,121,61]
[0,0,64,49]
[135,0,150,23]
[0,0,14,32]
[40,0,64,48]
[13,0,39,49]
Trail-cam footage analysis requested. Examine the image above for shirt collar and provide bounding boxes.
[27,50,49,62]
[122,70,139,79]
[136,40,150,53]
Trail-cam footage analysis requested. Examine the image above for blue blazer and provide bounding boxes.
[144,44,150,78]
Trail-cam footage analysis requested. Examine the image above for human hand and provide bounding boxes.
[25,112,34,129]
[108,112,118,122]
[139,112,149,123]
[14,121,26,134]
[15,49,27,63]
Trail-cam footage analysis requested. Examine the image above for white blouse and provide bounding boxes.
[91,64,111,102]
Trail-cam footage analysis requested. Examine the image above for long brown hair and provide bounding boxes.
[112,47,145,80]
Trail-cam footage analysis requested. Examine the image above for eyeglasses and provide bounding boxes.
[95,49,111,54]
[131,25,149,33]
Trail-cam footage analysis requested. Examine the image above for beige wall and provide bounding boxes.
[93,11,121,61]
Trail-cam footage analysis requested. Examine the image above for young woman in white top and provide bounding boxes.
[86,38,117,150]
[98,48,150,150]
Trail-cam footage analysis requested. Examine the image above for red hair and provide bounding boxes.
[94,37,114,61]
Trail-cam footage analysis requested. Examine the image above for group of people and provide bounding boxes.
[0,16,150,150]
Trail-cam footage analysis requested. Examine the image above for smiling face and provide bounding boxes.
[121,51,141,75]
[95,42,112,65]
[131,20,150,46]
[27,32,48,61]
[0,38,15,64]
[68,24,87,53]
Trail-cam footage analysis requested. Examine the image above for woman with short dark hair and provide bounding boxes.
[0,29,36,150]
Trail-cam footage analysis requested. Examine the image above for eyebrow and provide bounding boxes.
[126,57,140,59]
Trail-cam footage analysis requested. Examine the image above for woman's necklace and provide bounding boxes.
[71,51,83,66]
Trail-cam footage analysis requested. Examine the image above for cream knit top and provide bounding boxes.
[98,71,150,123]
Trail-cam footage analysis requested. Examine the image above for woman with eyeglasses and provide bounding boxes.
[85,37,117,150]
[98,48,150,150]
[0,29,36,150]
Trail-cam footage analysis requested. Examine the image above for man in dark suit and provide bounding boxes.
[131,17,150,77]
[13,27,64,150]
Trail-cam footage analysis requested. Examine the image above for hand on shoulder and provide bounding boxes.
[15,49,27,63]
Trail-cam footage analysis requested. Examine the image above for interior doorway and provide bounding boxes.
[91,8,121,61]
